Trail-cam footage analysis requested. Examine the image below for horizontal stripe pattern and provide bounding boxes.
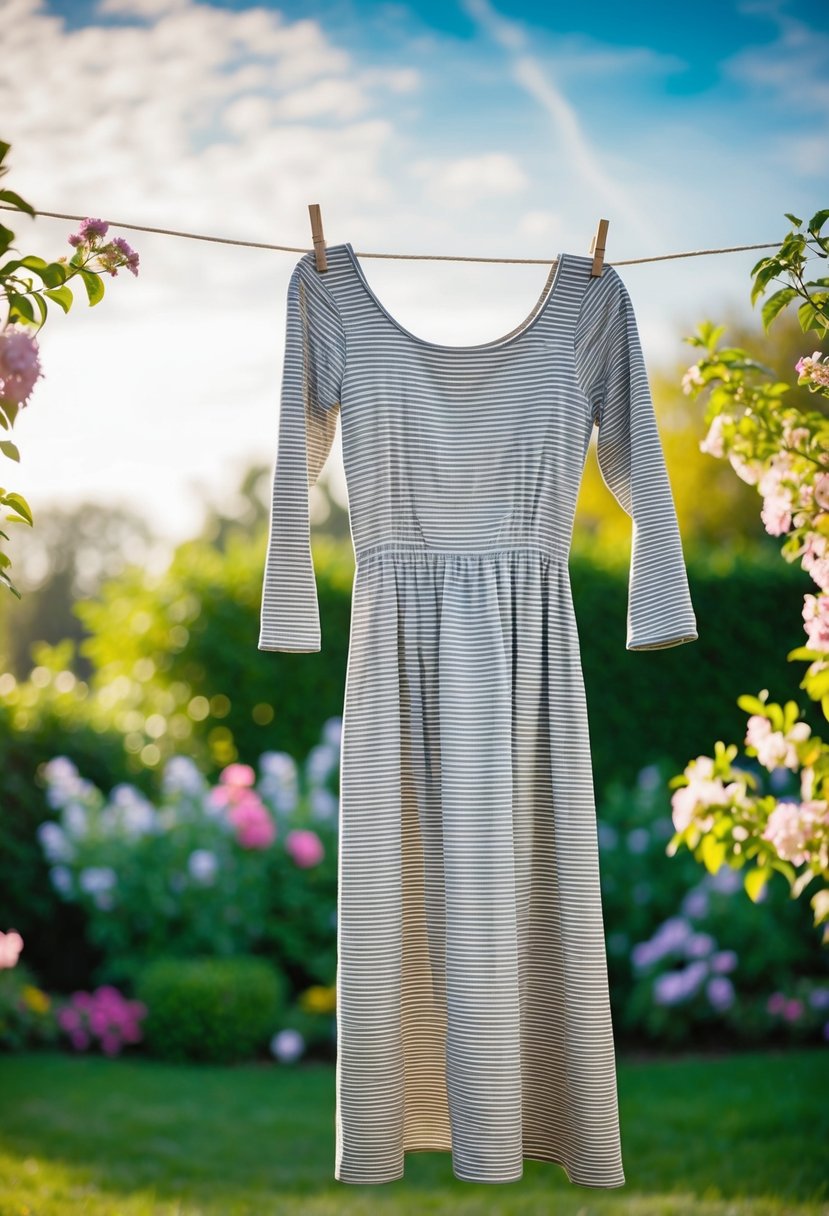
[258,244,698,1185]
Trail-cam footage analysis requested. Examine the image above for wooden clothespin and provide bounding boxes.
[308,203,327,272]
[589,218,609,276]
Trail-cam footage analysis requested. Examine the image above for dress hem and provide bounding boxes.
[335,1148,626,1188]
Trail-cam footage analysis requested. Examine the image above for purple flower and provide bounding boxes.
[0,326,44,406]
[706,975,735,1011]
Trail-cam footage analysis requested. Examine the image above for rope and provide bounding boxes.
[0,205,782,267]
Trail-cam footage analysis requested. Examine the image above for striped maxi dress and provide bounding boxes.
[258,243,698,1186]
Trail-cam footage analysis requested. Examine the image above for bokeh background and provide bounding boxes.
[0,0,827,1212]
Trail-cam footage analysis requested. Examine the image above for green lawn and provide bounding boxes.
[0,1047,826,1215]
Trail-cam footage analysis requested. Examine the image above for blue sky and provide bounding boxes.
[5,0,828,560]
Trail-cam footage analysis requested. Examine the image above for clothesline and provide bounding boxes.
[5,206,781,267]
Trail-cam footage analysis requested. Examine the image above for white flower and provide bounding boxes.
[63,802,88,839]
[322,717,342,749]
[306,744,339,786]
[43,756,78,782]
[309,788,338,822]
[108,786,159,837]
[161,755,206,798]
[187,849,219,885]
[49,865,74,897]
[270,1028,305,1063]
[37,821,74,863]
[78,866,117,895]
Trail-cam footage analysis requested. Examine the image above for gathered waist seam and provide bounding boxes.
[356,542,568,563]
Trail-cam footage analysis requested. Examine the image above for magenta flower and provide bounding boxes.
[227,791,276,849]
[59,985,147,1055]
[285,828,324,868]
[66,218,140,277]
[0,327,44,407]
[68,217,109,244]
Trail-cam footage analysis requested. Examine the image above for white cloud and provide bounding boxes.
[411,152,529,203]
[724,4,829,114]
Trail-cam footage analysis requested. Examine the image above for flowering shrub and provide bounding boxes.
[674,209,829,939]
[598,761,829,1047]
[35,719,340,986]
[0,139,139,597]
[56,986,147,1056]
[269,982,338,1065]
[0,931,59,1051]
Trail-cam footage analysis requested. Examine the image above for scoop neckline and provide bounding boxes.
[341,241,566,353]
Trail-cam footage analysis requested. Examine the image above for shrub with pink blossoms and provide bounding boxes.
[56,986,147,1056]
[36,721,339,987]
[673,209,829,943]
[0,142,139,599]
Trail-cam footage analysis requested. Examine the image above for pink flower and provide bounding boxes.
[682,364,705,395]
[68,217,109,244]
[815,473,829,511]
[744,714,810,770]
[782,420,811,448]
[762,799,826,866]
[0,327,43,407]
[219,763,256,788]
[796,350,829,389]
[227,791,276,849]
[803,593,829,652]
[728,452,763,485]
[760,490,792,536]
[57,1006,81,1031]
[69,1029,90,1051]
[0,929,23,969]
[767,991,787,1015]
[783,998,804,1022]
[699,413,728,457]
[285,829,325,868]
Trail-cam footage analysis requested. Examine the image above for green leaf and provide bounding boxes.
[744,865,771,902]
[0,398,19,427]
[78,267,105,306]
[701,834,727,874]
[42,284,74,313]
[784,213,803,228]
[761,286,797,330]
[0,440,20,462]
[768,857,796,884]
[792,868,816,899]
[807,208,829,235]
[4,491,33,525]
[751,260,785,306]
[0,187,36,218]
[782,642,816,661]
[30,292,47,327]
[6,290,34,323]
[797,297,824,336]
[812,888,829,925]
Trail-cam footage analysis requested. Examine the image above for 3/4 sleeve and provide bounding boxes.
[575,266,698,651]
[258,255,346,652]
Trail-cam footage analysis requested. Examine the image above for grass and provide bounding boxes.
[0,1047,826,1215]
